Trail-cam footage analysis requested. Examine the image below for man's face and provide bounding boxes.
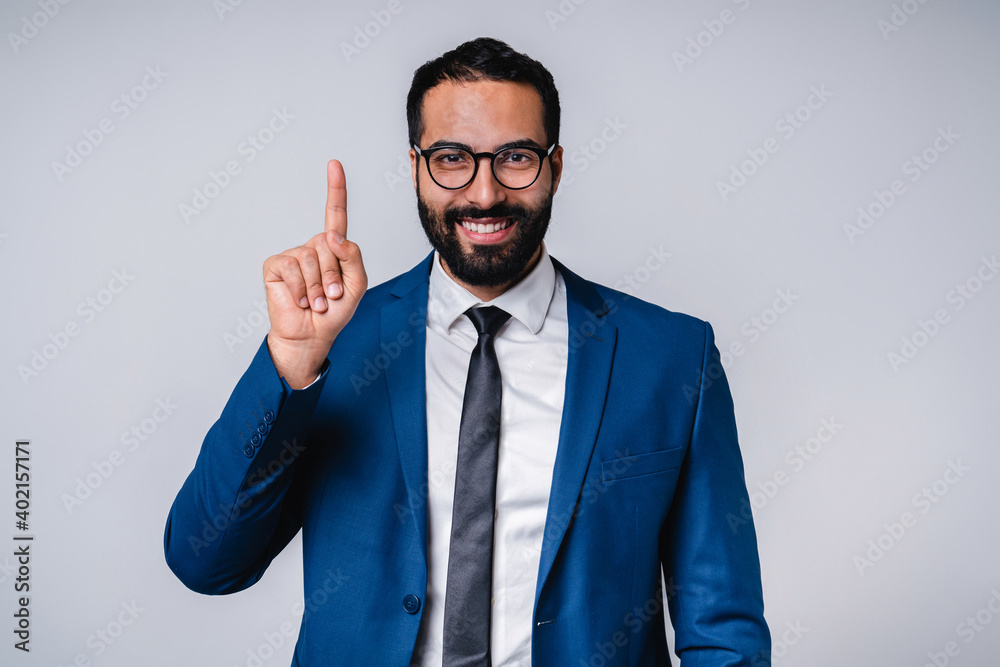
[410,79,563,290]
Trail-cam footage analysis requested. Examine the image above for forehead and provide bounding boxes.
[420,79,545,148]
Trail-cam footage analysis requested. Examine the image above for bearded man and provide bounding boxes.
[165,37,770,667]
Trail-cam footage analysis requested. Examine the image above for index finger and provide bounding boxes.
[325,159,348,237]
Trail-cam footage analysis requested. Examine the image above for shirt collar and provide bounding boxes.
[428,241,556,336]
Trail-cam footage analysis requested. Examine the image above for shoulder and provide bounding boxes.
[552,255,711,343]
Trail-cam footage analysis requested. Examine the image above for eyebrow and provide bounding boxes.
[426,137,547,152]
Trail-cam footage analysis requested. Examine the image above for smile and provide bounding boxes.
[459,217,513,234]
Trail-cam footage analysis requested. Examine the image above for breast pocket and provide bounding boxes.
[601,447,686,483]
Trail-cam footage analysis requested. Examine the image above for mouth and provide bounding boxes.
[457,216,516,243]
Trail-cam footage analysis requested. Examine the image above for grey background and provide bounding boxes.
[2,0,999,665]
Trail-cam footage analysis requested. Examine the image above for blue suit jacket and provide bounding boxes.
[164,251,770,665]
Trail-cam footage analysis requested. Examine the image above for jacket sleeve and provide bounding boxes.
[163,336,328,595]
[660,321,771,666]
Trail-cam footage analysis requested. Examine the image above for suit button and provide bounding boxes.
[263,409,275,424]
[250,432,262,447]
[256,421,268,435]
[242,444,254,457]
[402,594,421,614]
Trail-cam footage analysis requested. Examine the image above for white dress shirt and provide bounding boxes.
[412,241,569,666]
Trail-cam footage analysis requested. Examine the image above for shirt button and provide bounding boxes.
[263,409,275,424]
[403,594,421,614]
[250,432,262,447]
[256,421,268,435]
[242,444,254,458]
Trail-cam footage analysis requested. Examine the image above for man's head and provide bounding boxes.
[406,37,564,295]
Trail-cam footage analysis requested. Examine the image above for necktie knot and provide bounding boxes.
[465,306,511,338]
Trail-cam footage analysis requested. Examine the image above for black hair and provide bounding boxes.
[406,37,560,149]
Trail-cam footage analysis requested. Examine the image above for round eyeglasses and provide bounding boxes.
[413,143,557,190]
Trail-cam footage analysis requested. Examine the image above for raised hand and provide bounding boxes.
[262,160,367,389]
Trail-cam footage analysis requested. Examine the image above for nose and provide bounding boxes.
[463,156,506,210]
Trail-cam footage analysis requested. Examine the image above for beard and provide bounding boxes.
[416,179,553,288]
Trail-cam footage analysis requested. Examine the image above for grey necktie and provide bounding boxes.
[442,306,511,667]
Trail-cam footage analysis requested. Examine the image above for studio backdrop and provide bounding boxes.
[2,0,998,665]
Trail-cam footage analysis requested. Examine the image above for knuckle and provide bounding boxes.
[276,255,299,273]
[296,251,319,270]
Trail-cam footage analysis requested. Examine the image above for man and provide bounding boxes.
[164,37,770,666]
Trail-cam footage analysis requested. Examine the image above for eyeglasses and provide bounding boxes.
[413,143,556,190]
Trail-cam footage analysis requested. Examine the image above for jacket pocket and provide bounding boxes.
[601,447,685,483]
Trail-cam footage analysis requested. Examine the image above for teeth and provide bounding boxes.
[462,218,511,234]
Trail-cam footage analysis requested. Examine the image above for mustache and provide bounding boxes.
[444,202,532,225]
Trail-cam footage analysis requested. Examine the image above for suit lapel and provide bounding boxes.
[381,251,435,567]
[535,257,618,607]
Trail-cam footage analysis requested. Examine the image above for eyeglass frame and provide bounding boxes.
[412,141,558,191]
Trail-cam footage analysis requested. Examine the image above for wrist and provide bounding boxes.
[265,335,331,389]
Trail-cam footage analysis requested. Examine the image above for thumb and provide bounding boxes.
[325,230,367,299]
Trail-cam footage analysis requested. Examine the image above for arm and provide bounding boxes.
[163,160,366,595]
[661,321,771,666]
[162,337,328,594]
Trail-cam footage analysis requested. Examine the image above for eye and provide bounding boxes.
[432,150,471,166]
[497,149,538,169]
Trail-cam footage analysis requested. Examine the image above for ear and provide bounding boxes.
[409,148,419,191]
[548,145,564,195]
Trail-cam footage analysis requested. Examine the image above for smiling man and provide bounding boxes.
[164,37,770,666]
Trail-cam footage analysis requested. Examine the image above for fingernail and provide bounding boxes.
[332,231,345,244]
[313,296,327,310]
[299,297,309,308]
[328,283,343,298]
